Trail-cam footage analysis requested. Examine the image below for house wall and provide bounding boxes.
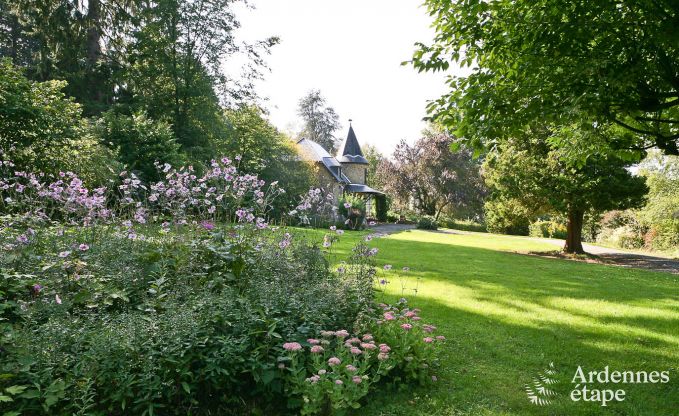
[315,165,344,203]
[341,163,367,185]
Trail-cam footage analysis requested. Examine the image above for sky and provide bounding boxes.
[233,0,456,156]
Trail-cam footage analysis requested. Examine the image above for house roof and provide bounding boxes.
[336,125,368,164]
[345,184,384,195]
[296,138,351,183]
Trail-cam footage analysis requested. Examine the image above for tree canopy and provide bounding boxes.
[411,0,679,156]
[484,127,648,253]
[297,89,341,152]
[380,130,486,220]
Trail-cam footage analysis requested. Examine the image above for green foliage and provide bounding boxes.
[0,224,378,415]
[339,195,367,230]
[439,219,486,233]
[483,130,648,251]
[0,60,119,184]
[483,198,531,236]
[374,195,388,223]
[281,300,442,414]
[416,216,438,231]
[411,0,679,155]
[297,90,341,152]
[221,106,315,217]
[96,111,185,181]
[529,220,567,240]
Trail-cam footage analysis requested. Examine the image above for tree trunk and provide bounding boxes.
[564,208,585,254]
[86,0,102,65]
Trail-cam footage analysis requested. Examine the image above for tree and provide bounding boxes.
[636,151,679,249]
[362,144,386,189]
[0,59,118,183]
[221,105,314,217]
[410,0,679,156]
[484,128,648,253]
[297,90,341,152]
[380,131,485,220]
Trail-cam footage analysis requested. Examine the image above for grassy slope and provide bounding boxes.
[309,228,679,416]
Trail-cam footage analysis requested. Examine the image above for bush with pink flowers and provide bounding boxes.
[279,299,444,414]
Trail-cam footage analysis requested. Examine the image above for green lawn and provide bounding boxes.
[316,228,679,415]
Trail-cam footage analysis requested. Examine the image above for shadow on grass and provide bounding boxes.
[361,233,679,416]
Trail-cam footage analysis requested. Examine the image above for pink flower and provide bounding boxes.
[346,337,360,344]
[362,334,373,341]
[336,229,344,235]
[361,342,377,350]
[405,311,417,318]
[58,251,71,258]
[423,324,437,333]
[379,344,391,353]
[346,365,357,372]
[350,347,362,355]
[436,335,446,341]
[412,316,422,321]
[310,345,324,354]
[335,329,349,338]
[78,243,89,251]
[352,376,362,384]
[377,353,389,361]
[320,330,335,337]
[401,323,413,331]
[55,294,62,305]
[328,357,341,366]
[306,375,320,383]
[330,225,337,231]
[343,202,351,209]
[307,338,320,345]
[335,379,343,385]
[383,264,392,270]
[282,342,302,351]
[383,312,395,321]
[423,337,434,343]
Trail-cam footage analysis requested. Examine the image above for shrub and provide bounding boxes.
[528,219,567,239]
[484,198,530,235]
[339,195,366,230]
[280,300,443,414]
[416,216,438,230]
[441,219,487,233]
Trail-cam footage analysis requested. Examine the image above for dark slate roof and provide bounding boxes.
[296,138,350,183]
[337,125,368,164]
[345,184,384,195]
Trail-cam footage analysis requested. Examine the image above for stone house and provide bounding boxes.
[296,124,385,217]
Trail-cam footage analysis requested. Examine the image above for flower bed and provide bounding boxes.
[0,156,441,415]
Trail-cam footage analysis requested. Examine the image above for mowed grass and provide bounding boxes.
[302,228,679,416]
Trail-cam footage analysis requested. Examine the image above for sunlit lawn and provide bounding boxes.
[301,228,679,415]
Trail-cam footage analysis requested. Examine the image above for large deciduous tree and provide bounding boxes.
[380,131,485,220]
[297,90,341,152]
[484,128,648,253]
[411,0,679,156]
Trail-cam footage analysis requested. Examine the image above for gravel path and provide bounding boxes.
[368,224,679,275]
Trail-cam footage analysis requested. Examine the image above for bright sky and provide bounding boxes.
[234,0,456,156]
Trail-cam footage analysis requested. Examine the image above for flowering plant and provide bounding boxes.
[279,300,443,414]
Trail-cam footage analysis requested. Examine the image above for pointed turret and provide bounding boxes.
[337,122,368,165]
[337,121,368,185]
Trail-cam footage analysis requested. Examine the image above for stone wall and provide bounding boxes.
[341,163,367,185]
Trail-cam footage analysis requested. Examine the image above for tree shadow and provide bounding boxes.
[362,234,679,415]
